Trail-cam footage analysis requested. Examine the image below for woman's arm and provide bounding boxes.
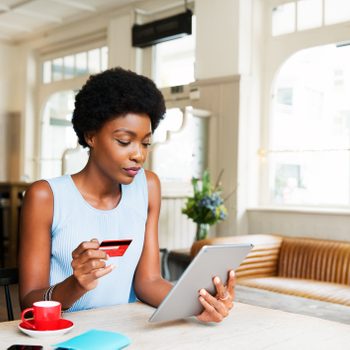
[19,181,113,310]
[134,171,236,322]
[133,170,173,307]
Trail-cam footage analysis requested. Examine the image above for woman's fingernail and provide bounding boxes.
[214,277,220,284]
[200,289,206,296]
[230,270,235,277]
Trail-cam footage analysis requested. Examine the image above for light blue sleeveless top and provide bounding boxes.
[46,169,148,312]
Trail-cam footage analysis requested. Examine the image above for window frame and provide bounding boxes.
[37,39,108,179]
[260,1,350,210]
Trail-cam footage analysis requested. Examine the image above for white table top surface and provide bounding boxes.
[1,301,350,350]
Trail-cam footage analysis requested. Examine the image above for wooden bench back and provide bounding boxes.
[190,234,282,279]
[278,237,350,285]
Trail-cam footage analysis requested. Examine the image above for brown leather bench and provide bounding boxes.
[191,234,350,307]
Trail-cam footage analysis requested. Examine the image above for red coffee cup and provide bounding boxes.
[21,301,62,330]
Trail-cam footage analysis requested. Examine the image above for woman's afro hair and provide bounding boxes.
[72,67,166,148]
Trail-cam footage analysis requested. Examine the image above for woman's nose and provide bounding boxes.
[130,145,145,163]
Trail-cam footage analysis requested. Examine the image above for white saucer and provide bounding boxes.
[18,319,74,338]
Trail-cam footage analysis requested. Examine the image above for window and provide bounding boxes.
[297,0,322,31]
[40,44,108,178]
[40,91,83,178]
[152,107,208,186]
[151,15,202,192]
[268,44,350,206]
[42,46,108,84]
[272,3,296,36]
[271,0,350,37]
[153,16,195,88]
[325,0,350,25]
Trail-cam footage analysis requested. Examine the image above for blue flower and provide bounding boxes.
[182,170,228,226]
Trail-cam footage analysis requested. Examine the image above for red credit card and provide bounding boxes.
[99,239,132,257]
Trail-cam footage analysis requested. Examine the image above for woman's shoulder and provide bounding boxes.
[144,170,160,190]
[23,180,53,207]
[26,180,52,198]
[144,170,161,206]
[144,169,160,184]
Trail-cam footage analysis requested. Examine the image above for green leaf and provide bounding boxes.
[182,169,228,226]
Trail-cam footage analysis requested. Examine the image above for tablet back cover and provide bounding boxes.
[149,243,253,323]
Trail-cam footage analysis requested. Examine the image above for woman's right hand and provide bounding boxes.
[71,238,115,291]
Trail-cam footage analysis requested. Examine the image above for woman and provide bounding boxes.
[19,67,234,323]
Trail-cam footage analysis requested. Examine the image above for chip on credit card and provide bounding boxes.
[99,239,132,257]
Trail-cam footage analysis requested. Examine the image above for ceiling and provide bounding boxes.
[0,0,142,42]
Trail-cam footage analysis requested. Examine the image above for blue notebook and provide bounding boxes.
[53,329,131,350]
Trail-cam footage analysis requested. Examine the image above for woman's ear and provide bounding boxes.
[84,132,95,148]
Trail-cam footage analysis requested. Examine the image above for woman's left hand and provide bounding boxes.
[196,270,235,323]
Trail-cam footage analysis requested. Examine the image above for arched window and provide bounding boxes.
[39,44,108,178]
[40,90,88,178]
[268,44,350,207]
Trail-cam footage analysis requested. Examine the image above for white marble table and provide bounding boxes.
[1,301,350,349]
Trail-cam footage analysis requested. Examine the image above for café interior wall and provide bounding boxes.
[0,0,195,183]
[7,0,348,245]
[0,0,252,180]
[193,0,261,237]
[12,12,121,182]
[108,10,138,72]
[195,0,239,79]
[14,0,188,182]
[234,0,263,236]
[194,0,350,242]
[248,208,350,242]
[0,0,263,246]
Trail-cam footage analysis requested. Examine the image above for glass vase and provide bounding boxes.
[195,223,210,241]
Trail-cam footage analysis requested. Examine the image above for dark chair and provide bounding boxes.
[0,194,10,267]
[159,248,170,280]
[0,267,18,321]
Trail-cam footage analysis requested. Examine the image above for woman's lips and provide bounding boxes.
[123,167,141,177]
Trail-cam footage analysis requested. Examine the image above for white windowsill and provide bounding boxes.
[247,206,350,216]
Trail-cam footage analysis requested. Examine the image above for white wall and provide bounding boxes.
[248,208,350,242]
[0,42,20,111]
[195,0,239,79]
[0,42,21,181]
[194,0,264,237]
[191,76,240,236]
[108,9,137,70]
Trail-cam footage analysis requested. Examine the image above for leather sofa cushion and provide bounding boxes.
[238,277,350,307]
[190,234,350,306]
[191,234,282,279]
[278,237,350,285]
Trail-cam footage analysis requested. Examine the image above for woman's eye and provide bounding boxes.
[142,142,152,148]
[116,140,130,146]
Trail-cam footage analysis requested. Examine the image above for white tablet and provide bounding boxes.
[149,243,253,323]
